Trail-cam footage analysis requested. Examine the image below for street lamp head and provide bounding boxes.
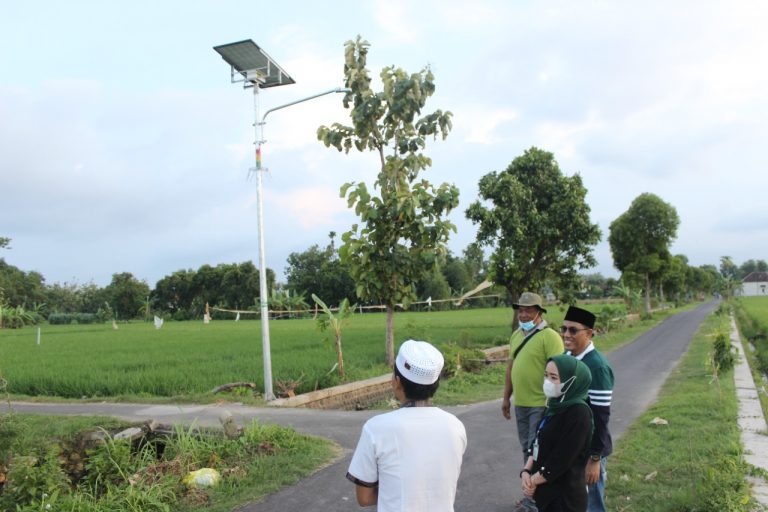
[213,39,295,88]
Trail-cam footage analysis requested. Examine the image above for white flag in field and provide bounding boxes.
[235,312,240,322]
[154,316,164,329]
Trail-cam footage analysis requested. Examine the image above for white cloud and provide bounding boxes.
[461,108,519,145]
[272,186,348,230]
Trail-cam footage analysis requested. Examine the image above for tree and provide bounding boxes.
[0,237,9,249]
[415,266,451,310]
[738,259,768,279]
[719,256,737,280]
[153,269,197,319]
[103,272,150,320]
[318,36,459,366]
[608,193,680,315]
[660,254,689,304]
[466,147,601,317]
[0,260,46,308]
[284,241,356,307]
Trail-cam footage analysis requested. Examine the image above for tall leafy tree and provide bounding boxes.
[466,147,601,317]
[318,36,459,365]
[284,240,355,307]
[608,193,680,314]
[0,237,9,249]
[103,272,150,320]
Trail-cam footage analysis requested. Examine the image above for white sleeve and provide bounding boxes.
[347,424,378,485]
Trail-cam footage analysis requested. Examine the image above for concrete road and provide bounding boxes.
[10,300,718,511]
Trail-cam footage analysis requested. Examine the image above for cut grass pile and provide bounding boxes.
[607,307,757,511]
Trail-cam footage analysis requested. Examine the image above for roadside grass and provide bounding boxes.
[733,296,768,421]
[606,309,758,511]
[434,303,697,406]
[0,412,336,511]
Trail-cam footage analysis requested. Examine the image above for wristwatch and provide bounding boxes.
[590,454,601,461]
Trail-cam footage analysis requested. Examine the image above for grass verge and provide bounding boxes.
[0,412,336,511]
[733,297,768,420]
[606,308,759,511]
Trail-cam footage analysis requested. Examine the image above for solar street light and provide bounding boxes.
[214,39,347,400]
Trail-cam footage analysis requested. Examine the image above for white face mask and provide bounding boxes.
[543,378,562,398]
[543,376,576,399]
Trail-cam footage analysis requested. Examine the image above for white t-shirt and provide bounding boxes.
[347,406,467,512]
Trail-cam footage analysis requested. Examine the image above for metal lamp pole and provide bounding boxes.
[253,87,349,400]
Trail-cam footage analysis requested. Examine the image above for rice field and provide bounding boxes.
[1,307,556,398]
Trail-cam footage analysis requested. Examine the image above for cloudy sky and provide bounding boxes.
[2,0,767,288]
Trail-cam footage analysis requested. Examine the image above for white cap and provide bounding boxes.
[395,340,444,385]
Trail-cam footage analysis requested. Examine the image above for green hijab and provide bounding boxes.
[545,354,592,417]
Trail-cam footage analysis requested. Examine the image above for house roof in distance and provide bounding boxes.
[743,271,768,283]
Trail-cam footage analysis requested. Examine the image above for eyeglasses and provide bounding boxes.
[559,325,590,335]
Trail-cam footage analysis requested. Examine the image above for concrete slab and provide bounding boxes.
[731,316,768,508]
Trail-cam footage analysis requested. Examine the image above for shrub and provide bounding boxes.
[441,344,487,377]
[48,313,74,325]
[595,304,626,333]
[711,331,735,372]
[1,449,69,509]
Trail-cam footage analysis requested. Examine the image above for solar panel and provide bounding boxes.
[213,40,295,88]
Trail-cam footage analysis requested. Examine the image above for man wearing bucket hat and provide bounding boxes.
[347,340,467,511]
[503,292,564,464]
[561,305,614,512]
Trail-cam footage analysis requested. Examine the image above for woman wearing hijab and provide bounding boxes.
[520,354,593,512]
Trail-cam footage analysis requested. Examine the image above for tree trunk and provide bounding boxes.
[644,273,652,316]
[507,285,519,331]
[335,333,346,379]
[386,305,395,367]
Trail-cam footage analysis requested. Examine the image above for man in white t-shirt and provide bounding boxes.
[346,340,467,511]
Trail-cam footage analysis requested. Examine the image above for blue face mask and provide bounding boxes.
[520,320,536,331]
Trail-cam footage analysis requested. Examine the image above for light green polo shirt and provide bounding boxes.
[509,321,564,407]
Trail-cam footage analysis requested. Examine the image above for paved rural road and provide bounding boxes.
[10,300,718,511]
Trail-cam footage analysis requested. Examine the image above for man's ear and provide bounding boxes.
[392,374,402,389]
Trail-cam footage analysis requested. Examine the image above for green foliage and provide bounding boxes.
[734,297,768,378]
[710,331,735,373]
[0,301,37,329]
[440,344,487,377]
[1,449,69,509]
[312,294,354,379]
[0,259,47,309]
[594,304,626,333]
[48,312,100,325]
[3,414,334,512]
[83,436,135,491]
[608,193,680,315]
[285,238,356,308]
[466,147,601,311]
[318,36,459,365]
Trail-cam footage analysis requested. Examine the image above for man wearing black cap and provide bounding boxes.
[347,340,467,511]
[561,306,614,512]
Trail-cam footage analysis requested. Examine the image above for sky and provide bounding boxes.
[2,0,767,288]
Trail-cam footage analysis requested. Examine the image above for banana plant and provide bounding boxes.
[311,294,355,380]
